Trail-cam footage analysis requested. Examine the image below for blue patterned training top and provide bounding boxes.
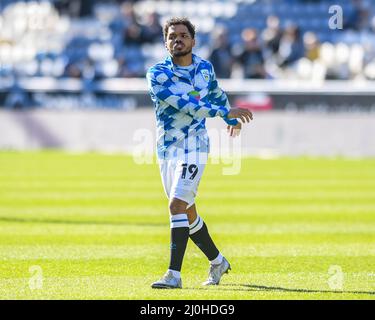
[146,53,237,160]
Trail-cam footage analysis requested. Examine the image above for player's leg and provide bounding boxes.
[186,204,197,224]
[151,197,189,289]
[152,159,189,289]
[167,197,190,279]
[187,204,231,285]
[186,204,220,262]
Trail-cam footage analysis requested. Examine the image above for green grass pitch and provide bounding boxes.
[0,151,374,300]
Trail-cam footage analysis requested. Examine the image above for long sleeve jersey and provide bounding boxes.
[146,53,237,160]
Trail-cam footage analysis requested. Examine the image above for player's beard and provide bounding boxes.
[172,46,192,57]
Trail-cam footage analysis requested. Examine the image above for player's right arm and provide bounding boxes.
[147,67,233,119]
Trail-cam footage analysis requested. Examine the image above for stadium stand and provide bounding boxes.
[1,0,375,109]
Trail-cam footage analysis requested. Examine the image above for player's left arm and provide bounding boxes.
[207,64,242,136]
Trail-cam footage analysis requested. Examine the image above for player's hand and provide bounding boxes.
[227,108,253,123]
[227,122,241,137]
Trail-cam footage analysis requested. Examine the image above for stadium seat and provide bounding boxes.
[1,0,375,81]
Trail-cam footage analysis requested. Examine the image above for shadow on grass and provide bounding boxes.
[0,216,165,227]
[212,283,375,296]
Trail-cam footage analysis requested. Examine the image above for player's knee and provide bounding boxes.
[169,198,188,214]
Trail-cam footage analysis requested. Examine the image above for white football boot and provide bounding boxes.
[151,270,182,289]
[202,257,231,286]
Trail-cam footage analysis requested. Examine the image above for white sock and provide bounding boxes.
[189,215,204,235]
[168,269,181,279]
[170,214,189,229]
[210,253,223,265]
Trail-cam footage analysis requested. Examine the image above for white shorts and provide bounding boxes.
[159,152,208,208]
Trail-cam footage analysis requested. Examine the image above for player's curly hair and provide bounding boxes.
[163,17,196,40]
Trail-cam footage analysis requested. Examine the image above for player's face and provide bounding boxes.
[165,24,195,58]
